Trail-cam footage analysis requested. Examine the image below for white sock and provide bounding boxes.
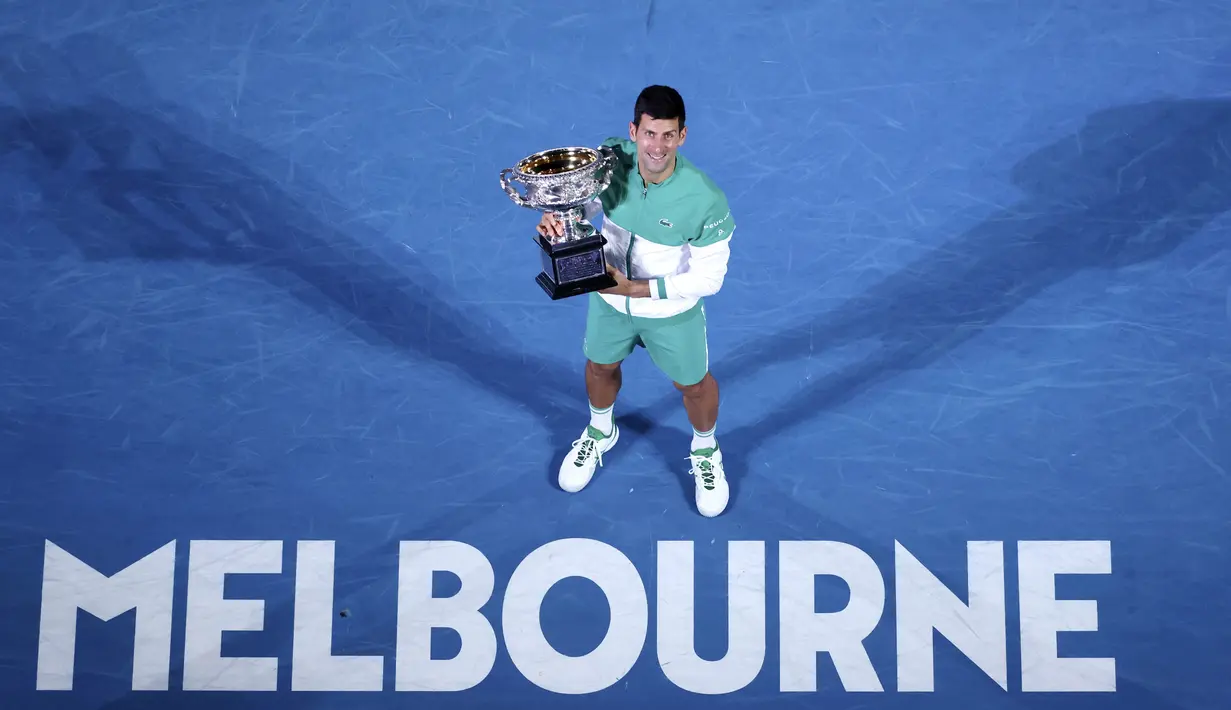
[691,425,716,452]
[589,402,614,436]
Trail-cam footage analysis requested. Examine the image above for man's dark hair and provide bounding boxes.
[633,85,686,128]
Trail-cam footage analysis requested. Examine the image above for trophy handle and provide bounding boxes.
[594,144,618,192]
[500,167,529,207]
[597,144,618,168]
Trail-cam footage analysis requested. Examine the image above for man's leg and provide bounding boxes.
[559,294,636,493]
[638,302,729,517]
[586,359,622,436]
[675,371,719,448]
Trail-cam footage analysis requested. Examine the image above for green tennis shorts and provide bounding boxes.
[582,293,710,386]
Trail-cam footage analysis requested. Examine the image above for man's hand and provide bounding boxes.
[599,265,652,298]
[536,213,564,239]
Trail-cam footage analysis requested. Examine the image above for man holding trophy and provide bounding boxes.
[502,85,735,517]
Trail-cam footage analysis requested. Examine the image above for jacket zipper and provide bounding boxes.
[625,178,649,315]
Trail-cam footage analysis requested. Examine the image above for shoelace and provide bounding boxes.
[572,436,604,467]
[689,453,717,489]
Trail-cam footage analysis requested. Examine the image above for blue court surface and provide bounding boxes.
[2,1,1229,708]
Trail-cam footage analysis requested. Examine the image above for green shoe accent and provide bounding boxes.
[690,446,717,457]
[587,424,611,440]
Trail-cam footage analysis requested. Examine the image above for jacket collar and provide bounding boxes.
[632,151,682,190]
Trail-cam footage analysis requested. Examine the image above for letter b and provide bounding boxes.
[396,541,497,691]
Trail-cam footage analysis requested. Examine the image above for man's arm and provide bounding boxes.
[648,241,730,300]
[580,137,632,228]
[650,196,735,301]
[581,196,603,224]
[606,240,731,299]
[603,195,734,299]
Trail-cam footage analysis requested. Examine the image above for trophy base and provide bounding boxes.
[535,271,618,300]
[534,233,618,300]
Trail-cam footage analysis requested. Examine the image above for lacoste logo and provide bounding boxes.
[659,218,673,228]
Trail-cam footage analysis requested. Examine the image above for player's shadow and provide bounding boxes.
[629,97,1231,509]
[0,32,595,487]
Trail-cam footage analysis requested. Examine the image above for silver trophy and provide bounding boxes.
[500,145,620,299]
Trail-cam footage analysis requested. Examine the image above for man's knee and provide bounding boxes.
[587,359,622,376]
[674,371,713,394]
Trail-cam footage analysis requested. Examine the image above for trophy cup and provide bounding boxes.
[500,145,620,299]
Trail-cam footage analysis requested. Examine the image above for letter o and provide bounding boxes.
[502,538,647,694]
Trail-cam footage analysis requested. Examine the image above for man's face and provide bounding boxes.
[629,114,686,179]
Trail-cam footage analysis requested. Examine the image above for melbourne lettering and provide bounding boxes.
[35,538,1116,694]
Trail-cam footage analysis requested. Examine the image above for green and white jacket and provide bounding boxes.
[581,137,735,319]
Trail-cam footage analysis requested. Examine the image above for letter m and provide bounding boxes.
[37,540,176,691]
